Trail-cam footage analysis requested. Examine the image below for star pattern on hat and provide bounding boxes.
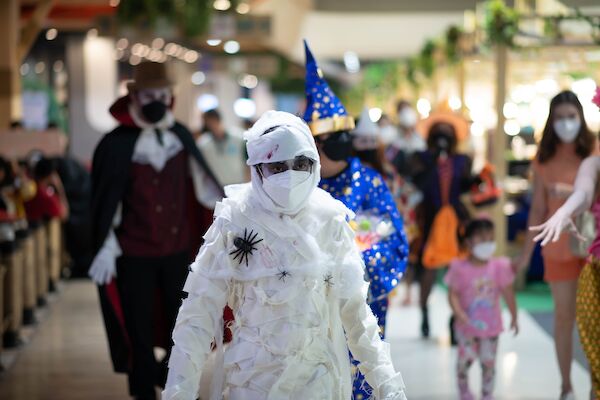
[302,40,352,125]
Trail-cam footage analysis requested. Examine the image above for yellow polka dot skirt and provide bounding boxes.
[577,258,600,396]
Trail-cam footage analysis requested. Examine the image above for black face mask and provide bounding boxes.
[141,101,167,123]
[429,133,453,157]
[356,149,378,165]
[320,131,353,161]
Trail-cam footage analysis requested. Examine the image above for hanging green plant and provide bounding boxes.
[484,0,520,47]
[406,57,419,89]
[543,16,563,42]
[418,39,437,78]
[445,25,463,64]
[116,0,212,38]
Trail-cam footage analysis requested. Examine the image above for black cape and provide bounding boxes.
[91,122,222,373]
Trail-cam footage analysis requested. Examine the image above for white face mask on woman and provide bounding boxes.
[472,241,497,261]
[262,170,313,210]
[398,108,418,128]
[553,118,581,143]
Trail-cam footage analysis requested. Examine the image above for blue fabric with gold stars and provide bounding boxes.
[302,40,355,136]
[320,157,409,301]
[320,157,408,400]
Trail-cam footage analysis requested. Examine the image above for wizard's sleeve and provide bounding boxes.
[332,217,408,400]
[163,216,231,400]
[362,171,409,295]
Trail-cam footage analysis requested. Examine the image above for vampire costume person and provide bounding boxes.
[89,61,222,399]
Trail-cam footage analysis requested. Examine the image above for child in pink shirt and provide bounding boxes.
[445,218,518,400]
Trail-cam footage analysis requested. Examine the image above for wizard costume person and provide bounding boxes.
[89,61,222,400]
[302,40,408,400]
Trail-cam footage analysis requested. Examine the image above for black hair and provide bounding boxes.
[0,157,14,187]
[203,108,221,121]
[396,100,411,112]
[427,122,458,155]
[33,157,56,180]
[463,218,495,240]
[537,90,595,163]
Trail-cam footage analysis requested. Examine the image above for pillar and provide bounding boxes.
[492,45,508,255]
[0,0,20,129]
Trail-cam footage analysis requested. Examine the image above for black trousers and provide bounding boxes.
[116,252,189,399]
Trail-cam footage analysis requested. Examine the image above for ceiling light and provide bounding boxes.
[191,71,206,85]
[152,38,165,49]
[236,3,250,14]
[224,40,240,54]
[213,0,231,11]
[207,39,222,46]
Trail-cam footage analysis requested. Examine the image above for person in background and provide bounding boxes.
[191,108,249,213]
[24,156,69,223]
[302,40,408,400]
[412,122,475,339]
[391,100,426,159]
[386,100,426,306]
[514,90,595,400]
[89,61,221,400]
[351,107,386,175]
[445,218,518,400]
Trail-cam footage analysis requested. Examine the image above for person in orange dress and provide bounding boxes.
[514,90,596,400]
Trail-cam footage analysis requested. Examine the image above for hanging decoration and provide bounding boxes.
[116,0,213,38]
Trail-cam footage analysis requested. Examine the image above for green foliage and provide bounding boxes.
[484,0,520,47]
[418,39,437,78]
[116,0,212,38]
[445,25,463,64]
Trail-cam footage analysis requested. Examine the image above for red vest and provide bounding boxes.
[117,151,192,258]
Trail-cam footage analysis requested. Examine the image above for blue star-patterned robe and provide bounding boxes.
[320,157,408,399]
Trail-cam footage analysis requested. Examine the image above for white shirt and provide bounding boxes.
[392,130,426,155]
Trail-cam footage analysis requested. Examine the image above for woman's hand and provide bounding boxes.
[529,209,580,246]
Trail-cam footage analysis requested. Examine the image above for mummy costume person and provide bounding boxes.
[162,111,407,400]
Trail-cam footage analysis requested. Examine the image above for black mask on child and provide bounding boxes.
[141,101,168,123]
[319,131,353,161]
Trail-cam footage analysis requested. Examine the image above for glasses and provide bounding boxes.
[258,156,314,178]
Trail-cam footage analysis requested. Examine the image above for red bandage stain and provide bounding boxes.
[266,144,279,160]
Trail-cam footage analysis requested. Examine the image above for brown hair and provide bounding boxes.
[537,90,595,163]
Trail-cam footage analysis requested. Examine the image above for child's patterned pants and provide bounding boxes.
[456,335,499,400]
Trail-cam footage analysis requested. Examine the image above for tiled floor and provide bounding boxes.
[0,281,129,400]
[0,281,593,400]
[387,284,592,400]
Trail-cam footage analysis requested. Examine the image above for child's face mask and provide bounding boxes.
[472,241,496,261]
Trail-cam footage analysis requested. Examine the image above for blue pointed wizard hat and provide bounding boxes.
[302,40,355,136]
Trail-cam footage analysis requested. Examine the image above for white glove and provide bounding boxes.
[89,230,122,285]
[530,208,581,247]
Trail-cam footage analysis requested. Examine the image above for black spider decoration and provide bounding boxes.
[323,273,334,288]
[229,228,263,267]
[277,268,291,282]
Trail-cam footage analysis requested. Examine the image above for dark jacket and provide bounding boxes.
[91,96,222,373]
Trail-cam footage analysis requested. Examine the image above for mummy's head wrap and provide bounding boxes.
[244,111,321,215]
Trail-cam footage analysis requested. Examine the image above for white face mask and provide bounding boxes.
[398,108,418,128]
[553,118,581,143]
[262,170,314,210]
[472,241,496,261]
